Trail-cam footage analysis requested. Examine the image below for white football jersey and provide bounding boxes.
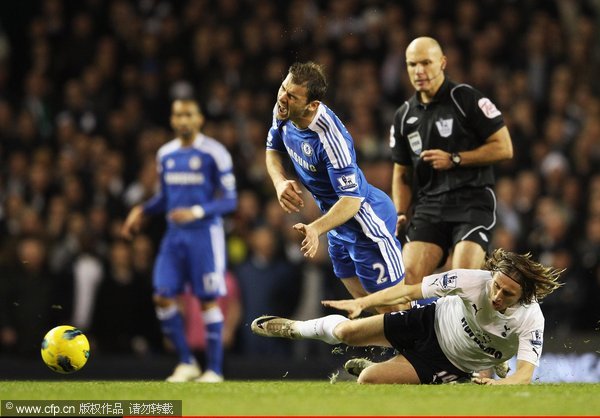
[421,269,544,373]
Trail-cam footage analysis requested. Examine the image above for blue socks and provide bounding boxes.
[156,303,225,375]
[156,305,194,364]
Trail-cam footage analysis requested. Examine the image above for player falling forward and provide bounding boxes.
[266,61,407,310]
[252,249,562,385]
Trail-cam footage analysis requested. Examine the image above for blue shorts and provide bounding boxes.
[153,221,227,301]
[327,229,405,294]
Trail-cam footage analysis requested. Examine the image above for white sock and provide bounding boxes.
[294,315,348,344]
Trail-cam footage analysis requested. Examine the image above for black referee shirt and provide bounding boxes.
[390,78,505,198]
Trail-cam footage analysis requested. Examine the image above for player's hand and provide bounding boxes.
[121,205,144,239]
[471,373,496,385]
[168,208,197,224]
[293,222,319,258]
[420,149,453,170]
[322,299,364,319]
[276,180,304,213]
[395,213,408,236]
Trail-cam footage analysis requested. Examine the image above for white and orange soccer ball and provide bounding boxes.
[41,325,90,374]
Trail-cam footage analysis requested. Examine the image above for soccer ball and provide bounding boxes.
[41,325,90,374]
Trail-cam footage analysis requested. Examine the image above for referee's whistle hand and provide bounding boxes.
[420,149,453,170]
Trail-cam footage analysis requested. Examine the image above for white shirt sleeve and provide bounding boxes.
[421,269,491,299]
[516,308,545,367]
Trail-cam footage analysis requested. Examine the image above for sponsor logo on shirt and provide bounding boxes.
[478,98,501,119]
[461,317,503,359]
[407,116,418,124]
[166,159,175,169]
[285,145,317,172]
[435,118,453,137]
[165,172,205,185]
[389,125,396,148]
[407,131,422,155]
[337,174,358,191]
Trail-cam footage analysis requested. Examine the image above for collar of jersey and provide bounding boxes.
[415,77,451,106]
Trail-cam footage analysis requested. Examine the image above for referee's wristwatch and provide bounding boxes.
[450,152,462,167]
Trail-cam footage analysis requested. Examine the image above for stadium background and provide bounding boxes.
[0,0,599,381]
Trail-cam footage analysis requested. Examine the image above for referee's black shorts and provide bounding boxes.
[383,303,472,384]
[404,187,496,258]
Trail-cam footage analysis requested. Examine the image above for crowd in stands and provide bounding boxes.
[0,0,599,361]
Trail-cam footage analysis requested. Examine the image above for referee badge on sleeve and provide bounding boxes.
[478,98,501,118]
[407,131,422,155]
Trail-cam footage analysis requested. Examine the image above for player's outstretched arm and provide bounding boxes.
[323,282,423,318]
[294,196,361,258]
[472,360,535,385]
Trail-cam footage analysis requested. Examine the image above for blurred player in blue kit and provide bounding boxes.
[266,62,407,309]
[122,99,237,382]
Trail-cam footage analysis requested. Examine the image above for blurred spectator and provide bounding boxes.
[0,236,60,355]
[91,239,161,354]
[235,226,301,356]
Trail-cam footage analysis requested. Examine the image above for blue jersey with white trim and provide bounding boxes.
[143,133,237,228]
[267,103,393,243]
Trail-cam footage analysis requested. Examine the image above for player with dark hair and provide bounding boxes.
[122,99,237,382]
[252,249,562,385]
[266,62,407,310]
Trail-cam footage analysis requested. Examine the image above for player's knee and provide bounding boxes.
[403,266,423,285]
[356,367,379,384]
[333,321,358,345]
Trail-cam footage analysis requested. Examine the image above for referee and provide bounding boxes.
[390,36,513,286]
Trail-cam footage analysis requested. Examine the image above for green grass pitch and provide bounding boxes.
[2,381,600,416]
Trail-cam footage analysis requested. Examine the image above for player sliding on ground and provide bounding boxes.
[252,249,562,385]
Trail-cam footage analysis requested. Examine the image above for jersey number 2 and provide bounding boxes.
[373,263,390,284]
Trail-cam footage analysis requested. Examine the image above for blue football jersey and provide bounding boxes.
[266,103,395,244]
[143,133,237,228]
